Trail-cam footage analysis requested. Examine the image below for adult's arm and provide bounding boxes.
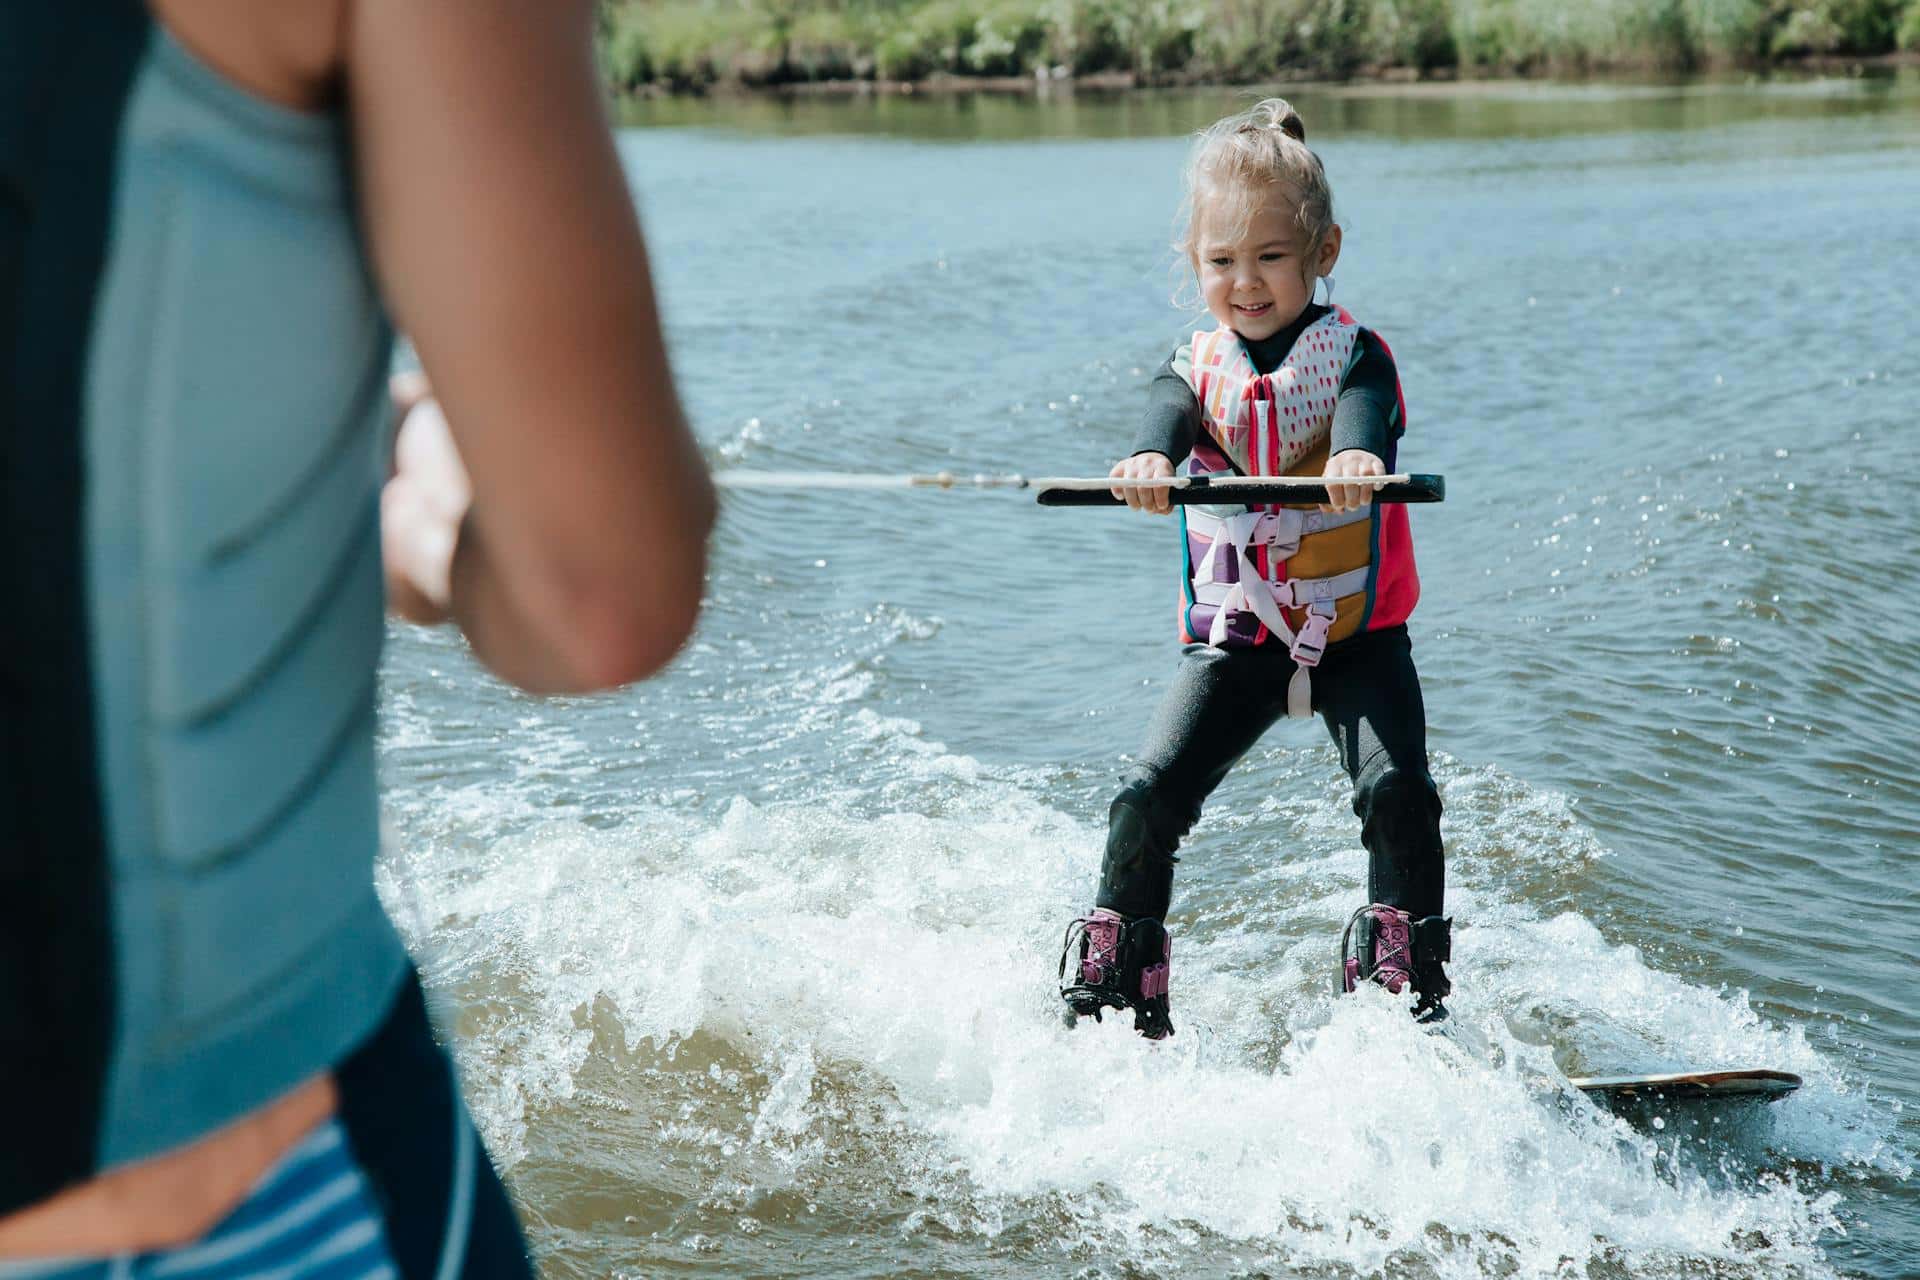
[348,0,714,693]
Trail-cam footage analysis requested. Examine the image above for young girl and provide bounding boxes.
[1058,99,1450,1037]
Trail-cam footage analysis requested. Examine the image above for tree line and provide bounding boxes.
[597,0,1920,93]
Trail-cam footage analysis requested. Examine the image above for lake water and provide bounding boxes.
[377,75,1920,1279]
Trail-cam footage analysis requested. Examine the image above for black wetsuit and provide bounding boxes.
[1094,306,1446,970]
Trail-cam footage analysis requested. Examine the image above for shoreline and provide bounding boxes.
[613,49,1920,102]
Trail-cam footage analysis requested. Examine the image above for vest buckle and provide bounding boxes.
[1290,608,1335,667]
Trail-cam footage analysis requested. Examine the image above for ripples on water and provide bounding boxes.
[379,75,1918,1279]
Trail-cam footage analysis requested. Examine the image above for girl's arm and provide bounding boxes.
[349,0,714,694]
[1107,348,1201,515]
[1328,331,1400,461]
[1132,349,1202,465]
[1321,330,1402,513]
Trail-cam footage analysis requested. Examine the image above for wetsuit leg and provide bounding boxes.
[1313,626,1445,922]
[1097,643,1296,919]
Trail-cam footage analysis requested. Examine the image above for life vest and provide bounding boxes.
[1175,308,1421,717]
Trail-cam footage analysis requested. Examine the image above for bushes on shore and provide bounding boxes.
[598,0,1920,91]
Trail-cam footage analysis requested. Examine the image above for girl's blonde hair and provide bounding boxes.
[1178,98,1335,269]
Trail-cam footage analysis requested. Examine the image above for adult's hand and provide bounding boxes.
[382,389,471,625]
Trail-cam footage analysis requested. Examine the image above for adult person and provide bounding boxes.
[0,0,713,1272]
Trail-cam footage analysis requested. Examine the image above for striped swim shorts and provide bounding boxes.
[0,976,532,1280]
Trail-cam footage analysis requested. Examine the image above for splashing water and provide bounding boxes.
[379,708,1891,1279]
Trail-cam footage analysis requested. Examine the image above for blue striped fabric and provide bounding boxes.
[0,1122,396,1280]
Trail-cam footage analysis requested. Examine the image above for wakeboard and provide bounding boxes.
[1430,1020,1800,1107]
[1567,1068,1801,1104]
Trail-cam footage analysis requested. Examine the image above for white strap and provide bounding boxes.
[1185,504,1370,561]
[1284,564,1373,608]
[1205,513,1296,646]
[1191,564,1373,611]
[1187,504,1373,705]
[1287,666,1313,719]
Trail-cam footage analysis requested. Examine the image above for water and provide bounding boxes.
[377,76,1920,1278]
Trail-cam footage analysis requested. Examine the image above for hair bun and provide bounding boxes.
[1248,97,1306,144]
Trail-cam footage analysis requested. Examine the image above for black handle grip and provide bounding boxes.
[1036,474,1446,507]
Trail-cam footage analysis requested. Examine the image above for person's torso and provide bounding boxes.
[1172,307,1420,651]
[0,0,404,1213]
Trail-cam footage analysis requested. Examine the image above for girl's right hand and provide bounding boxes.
[1110,451,1176,515]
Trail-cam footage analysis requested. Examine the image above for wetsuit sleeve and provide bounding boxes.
[1130,346,1201,465]
[1330,329,1402,460]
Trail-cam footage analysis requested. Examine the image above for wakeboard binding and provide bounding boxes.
[1058,908,1174,1040]
[1340,903,1452,1024]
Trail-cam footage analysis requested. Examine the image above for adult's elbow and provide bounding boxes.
[565,590,702,691]
[557,493,714,691]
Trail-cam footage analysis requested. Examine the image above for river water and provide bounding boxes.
[376,76,1919,1279]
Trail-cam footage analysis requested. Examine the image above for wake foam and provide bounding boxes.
[380,723,1893,1278]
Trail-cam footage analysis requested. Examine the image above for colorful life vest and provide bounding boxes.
[1175,307,1421,717]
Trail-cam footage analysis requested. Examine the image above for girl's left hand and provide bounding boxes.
[1321,449,1385,514]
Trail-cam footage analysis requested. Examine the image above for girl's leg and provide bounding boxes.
[1096,642,1295,920]
[1315,625,1444,916]
[1314,625,1448,1001]
[1066,643,1295,1037]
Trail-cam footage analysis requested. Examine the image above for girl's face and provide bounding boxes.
[1195,195,1341,341]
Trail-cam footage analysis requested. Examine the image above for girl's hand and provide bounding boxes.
[1321,449,1385,514]
[1110,451,1177,515]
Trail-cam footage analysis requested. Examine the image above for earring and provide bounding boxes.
[1317,275,1336,306]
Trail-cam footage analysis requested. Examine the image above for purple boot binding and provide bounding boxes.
[1339,903,1452,1024]
[1058,908,1174,1040]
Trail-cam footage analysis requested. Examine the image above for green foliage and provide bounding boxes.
[600,1,766,90]
[967,0,1052,73]
[786,9,880,80]
[1447,0,1908,68]
[868,0,1199,79]
[1826,0,1906,49]
[1445,0,1674,71]
[1024,0,1203,78]
[1768,0,1905,54]
[592,0,1917,90]
[1361,0,1459,69]
[1037,0,1123,73]
[1296,0,1375,75]
[603,14,653,88]
[1678,0,1773,61]
[1194,0,1374,80]
[1108,0,1206,75]
[873,0,974,78]
[1443,0,1527,69]
[1621,0,1698,67]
